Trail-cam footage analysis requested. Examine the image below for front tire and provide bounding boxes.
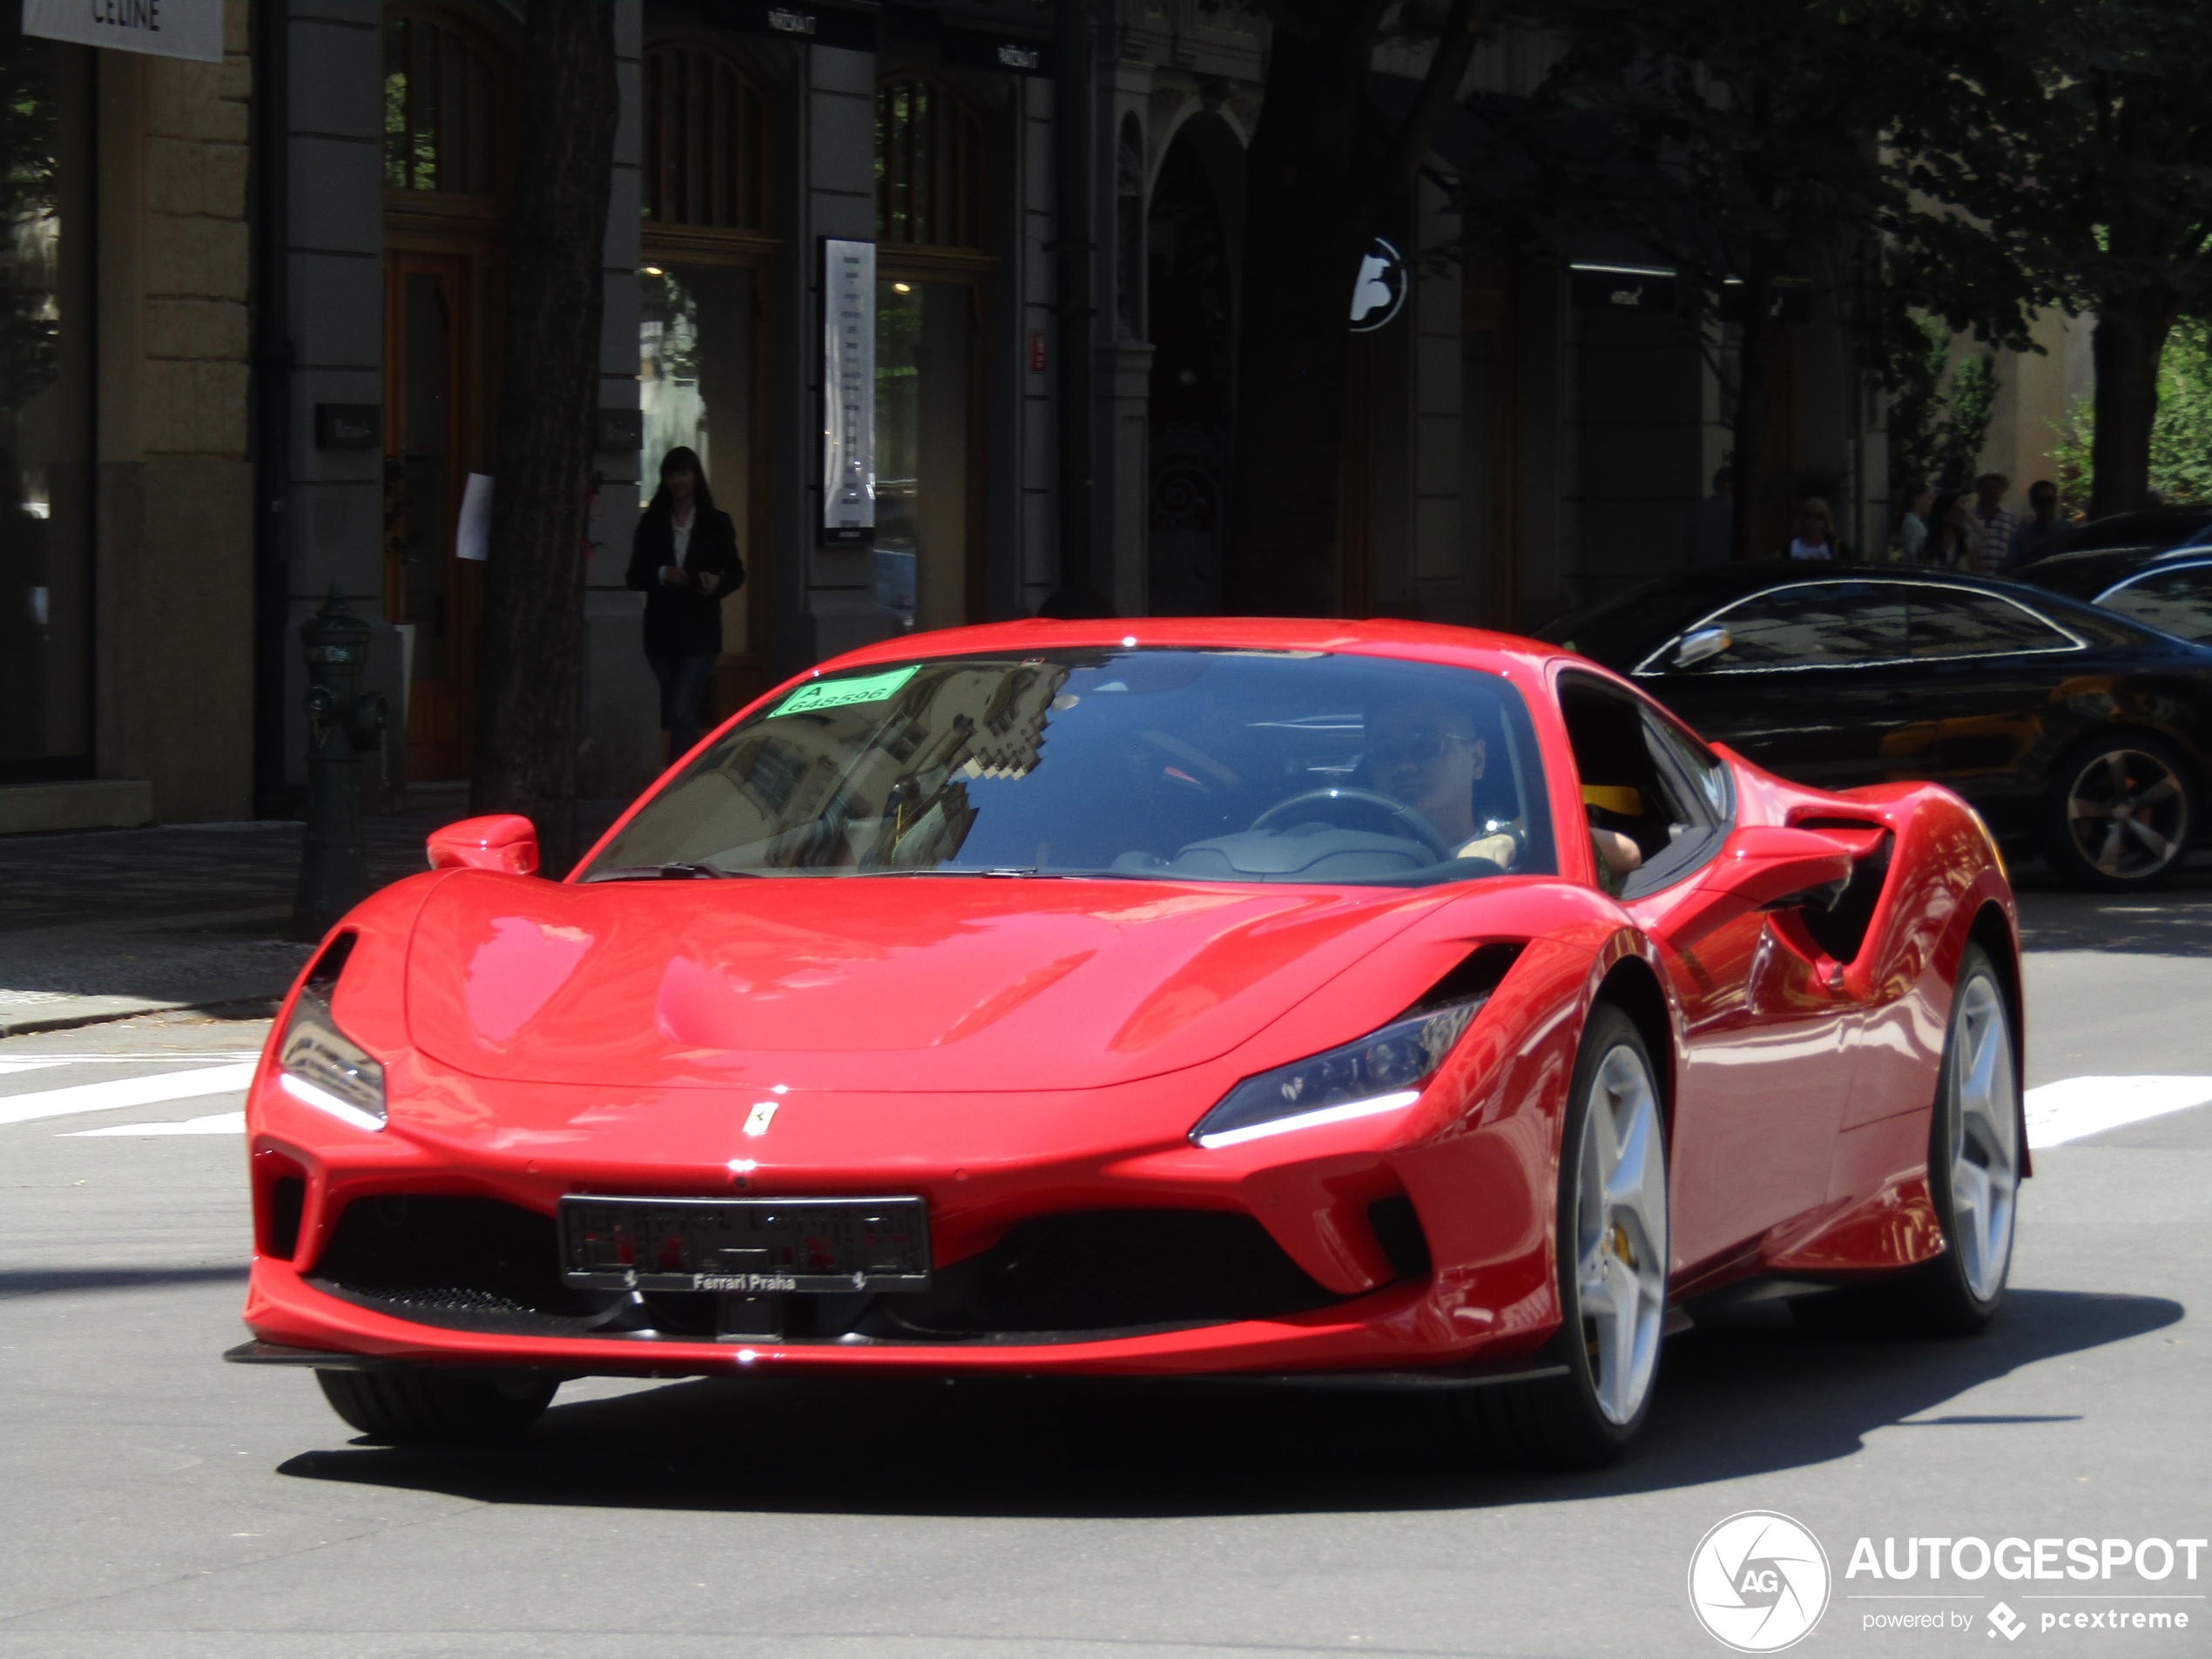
[2041,733,2195,890]
[316,1366,559,1445]
[1460,1003,1669,1468]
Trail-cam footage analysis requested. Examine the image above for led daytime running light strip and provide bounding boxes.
[278,1069,386,1133]
[1193,1089,1422,1150]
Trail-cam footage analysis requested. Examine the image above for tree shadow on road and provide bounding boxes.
[273,1286,2179,1519]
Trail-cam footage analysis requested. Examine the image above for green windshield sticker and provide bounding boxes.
[775,664,920,716]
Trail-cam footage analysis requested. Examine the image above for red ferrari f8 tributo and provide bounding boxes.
[232,618,2026,1467]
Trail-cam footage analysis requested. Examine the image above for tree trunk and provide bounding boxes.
[472,0,617,874]
[1728,246,1778,563]
[2088,297,2172,518]
[1224,1,1391,616]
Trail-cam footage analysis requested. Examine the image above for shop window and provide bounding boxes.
[383,10,498,195]
[1,27,93,779]
[876,76,986,250]
[644,44,770,233]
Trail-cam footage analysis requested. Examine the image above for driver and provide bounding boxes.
[1367,693,1521,867]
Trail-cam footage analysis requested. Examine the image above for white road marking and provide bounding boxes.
[64,1110,246,1137]
[2025,1076,2212,1149]
[0,1062,260,1127]
[0,1052,263,1064]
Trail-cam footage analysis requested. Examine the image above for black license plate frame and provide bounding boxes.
[558,1195,932,1294]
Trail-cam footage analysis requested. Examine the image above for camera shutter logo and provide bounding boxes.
[1687,1511,1831,1652]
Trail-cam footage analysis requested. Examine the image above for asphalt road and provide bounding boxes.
[3,878,2208,1659]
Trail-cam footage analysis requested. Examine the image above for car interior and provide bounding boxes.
[1558,677,1730,898]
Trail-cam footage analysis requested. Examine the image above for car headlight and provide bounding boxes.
[1189,997,1487,1149]
[275,985,387,1133]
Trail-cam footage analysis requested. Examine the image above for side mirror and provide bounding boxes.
[1670,627,1732,670]
[427,813,540,876]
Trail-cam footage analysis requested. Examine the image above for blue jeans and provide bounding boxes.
[649,651,718,759]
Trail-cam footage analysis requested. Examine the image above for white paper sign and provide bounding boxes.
[22,0,226,64]
[455,473,493,562]
[820,239,875,543]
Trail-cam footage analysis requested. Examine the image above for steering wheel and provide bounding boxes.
[1249,788,1453,862]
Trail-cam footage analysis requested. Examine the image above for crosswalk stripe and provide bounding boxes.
[0,1062,261,1126]
[2024,1075,2212,1149]
[64,1110,247,1137]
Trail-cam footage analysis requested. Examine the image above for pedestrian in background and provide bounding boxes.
[1684,465,1734,567]
[1788,498,1837,560]
[1898,482,1933,563]
[1970,472,2019,574]
[2002,479,2068,570]
[1927,489,1980,570]
[627,445,745,762]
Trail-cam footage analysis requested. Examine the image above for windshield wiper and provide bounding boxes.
[580,861,757,883]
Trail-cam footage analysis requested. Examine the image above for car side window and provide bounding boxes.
[2096,564,2212,644]
[1560,676,1728,899]
[1906,590,2078,658]
[1658,582,1908,672]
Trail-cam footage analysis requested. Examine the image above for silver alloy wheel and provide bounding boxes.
[1573,1043,1669,1426]
[2066,748,2189,880]
[1946,970,2020,1303]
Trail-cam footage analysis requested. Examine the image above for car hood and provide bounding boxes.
[401,873,1453,1092]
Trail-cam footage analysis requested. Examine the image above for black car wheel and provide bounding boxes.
[2041,733,2196,889]
[316,1366,558,1444]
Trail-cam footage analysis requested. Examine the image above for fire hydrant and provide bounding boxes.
[292,583,389,941]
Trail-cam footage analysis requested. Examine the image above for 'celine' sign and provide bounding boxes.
[23,0,226,64]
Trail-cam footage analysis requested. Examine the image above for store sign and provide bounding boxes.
[707,0,879,52]
[1348,237,1407,334]
[23,0,226,63]
[820,239,875,546]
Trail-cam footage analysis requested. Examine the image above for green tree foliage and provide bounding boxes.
[1887,319,2000,498]
[1894,0,2212,516]
[2050,316,2212,508]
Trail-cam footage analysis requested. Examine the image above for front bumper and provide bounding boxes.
[239,984,1568,1381]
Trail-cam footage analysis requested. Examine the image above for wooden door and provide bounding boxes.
[382,250,487,782]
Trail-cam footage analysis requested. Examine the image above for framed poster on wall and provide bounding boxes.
[821,238,876,544]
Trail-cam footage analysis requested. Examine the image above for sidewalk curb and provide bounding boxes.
[0,995,286,1041]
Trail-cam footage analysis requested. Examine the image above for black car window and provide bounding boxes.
[1560,675,1727,898]
[2096,563,2212,644]
[1906,589,2079,658]
[1659,582,1908,672]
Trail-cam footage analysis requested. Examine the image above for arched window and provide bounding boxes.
[876,76,986,250]
[382,9,500,195]
[644,43,771,233]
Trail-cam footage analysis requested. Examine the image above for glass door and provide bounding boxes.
[639,259,765,715]
[873,276,979,632]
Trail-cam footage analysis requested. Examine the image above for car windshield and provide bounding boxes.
[581,649,1556,887]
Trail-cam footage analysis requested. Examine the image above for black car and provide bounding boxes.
[2030,505,2212,560]
[2013,545,2212,644]
[1539,563,2212,888]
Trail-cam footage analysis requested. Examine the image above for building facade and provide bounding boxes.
[8,0,2074,834]
[2,0,256,832]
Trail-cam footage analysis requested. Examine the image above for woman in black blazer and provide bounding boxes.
[626,445,744,759]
